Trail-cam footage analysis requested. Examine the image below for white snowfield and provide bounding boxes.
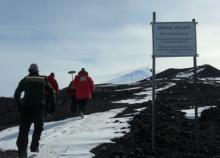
[0,108,131,158]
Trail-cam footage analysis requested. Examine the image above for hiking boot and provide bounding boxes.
[17,151,27,158]
[30,145,39,152]
[80,112,84,119]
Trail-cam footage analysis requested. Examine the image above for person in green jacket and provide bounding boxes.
[14,63,55,158]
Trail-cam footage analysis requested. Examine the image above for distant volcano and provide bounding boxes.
[107,68,152,84]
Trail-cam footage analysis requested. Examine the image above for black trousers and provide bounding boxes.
[70,95,77,114]
[70,97,88,114]
[17,107,43,153]
[77,99,88,113]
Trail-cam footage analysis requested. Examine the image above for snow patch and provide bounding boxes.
[176,68,204,78]
[115,87,142,92]
[0,108,131,158]
[112,83,176,104]
[181,106,216,119]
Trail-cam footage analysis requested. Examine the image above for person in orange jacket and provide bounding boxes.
[73,68,94,118]
[45,72,59,115]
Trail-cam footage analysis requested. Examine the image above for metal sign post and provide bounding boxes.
[193,55,199,154]
[192,19,199,154]
[151,12,198,153]
[151,12,156,153]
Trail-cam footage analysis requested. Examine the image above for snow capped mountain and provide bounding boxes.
[107,68,152,84]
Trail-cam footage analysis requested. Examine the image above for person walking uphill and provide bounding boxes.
[45,72,59,116]
[73,68,94,118]
[14,64,56,158]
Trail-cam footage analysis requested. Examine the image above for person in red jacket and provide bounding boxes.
[73,68,94,118]
[45,72,59,115]
[48,73,59,94]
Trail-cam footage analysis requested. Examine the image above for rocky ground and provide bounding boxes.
[1,79,220,157]
[92,80,220,158]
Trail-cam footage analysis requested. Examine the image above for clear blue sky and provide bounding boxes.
[0,0,219,96]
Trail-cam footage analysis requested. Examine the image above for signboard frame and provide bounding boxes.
[152,21,197,57]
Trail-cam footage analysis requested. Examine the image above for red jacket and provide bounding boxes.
[48,75,59,94]
[73,71,94,100]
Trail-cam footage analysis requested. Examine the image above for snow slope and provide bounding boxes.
[0,108,131,158]
[107,68,152,84]
[112,83,176,104]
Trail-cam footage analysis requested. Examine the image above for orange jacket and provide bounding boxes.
[73,71,94,100]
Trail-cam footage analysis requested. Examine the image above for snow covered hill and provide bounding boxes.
[107,68,152,84]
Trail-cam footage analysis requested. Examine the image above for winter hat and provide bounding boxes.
[80,68,88,75]
[28,63,39,73]
[50,72,55,77]
[81,68,86,71]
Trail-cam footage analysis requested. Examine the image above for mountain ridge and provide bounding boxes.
[156,64,220,79]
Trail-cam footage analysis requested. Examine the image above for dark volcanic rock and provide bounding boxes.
[92,102,220,158]
[154,64,220,80]
[91,81,220,158]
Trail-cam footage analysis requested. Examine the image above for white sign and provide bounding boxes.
[152,22,196,57]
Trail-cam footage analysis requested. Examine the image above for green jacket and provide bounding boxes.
[14,74,55,107]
